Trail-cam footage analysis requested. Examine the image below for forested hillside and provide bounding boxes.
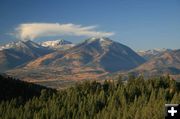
[0,74,54,101]
[0,75,180,119]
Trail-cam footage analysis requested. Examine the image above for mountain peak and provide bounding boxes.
[79,37,113,47]
[41,39,74,49]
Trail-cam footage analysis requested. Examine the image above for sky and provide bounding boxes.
[0,0,180,50]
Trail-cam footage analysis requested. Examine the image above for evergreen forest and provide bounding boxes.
[0,74,180,119]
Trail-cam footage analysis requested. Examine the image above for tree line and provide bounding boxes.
[0,74,180,119]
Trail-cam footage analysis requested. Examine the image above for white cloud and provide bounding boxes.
[15,23,114,40]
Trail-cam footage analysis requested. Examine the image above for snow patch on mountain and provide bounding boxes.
[41,39,74,50]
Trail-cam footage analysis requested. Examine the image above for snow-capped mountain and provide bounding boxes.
[28,37,145,71]
[1,40,45,50]
[41,39,74,50]
[0,40,53,72]
[0,41,25,50]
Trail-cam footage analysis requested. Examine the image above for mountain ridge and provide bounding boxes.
[0,40,53,72]
[137,48,172,60]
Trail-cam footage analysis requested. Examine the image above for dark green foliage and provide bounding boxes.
[0,74,55,101]
[0,75,180,119]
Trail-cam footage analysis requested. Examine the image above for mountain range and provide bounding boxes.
[0,37,179,88]
[6,38,145,83]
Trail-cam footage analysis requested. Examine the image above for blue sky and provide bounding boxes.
[0,0,180,50]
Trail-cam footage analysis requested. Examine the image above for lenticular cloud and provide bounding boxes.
[15,23,114,40]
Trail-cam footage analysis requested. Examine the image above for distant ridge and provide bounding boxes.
[131,49,180,80]
[137,48,172,60]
